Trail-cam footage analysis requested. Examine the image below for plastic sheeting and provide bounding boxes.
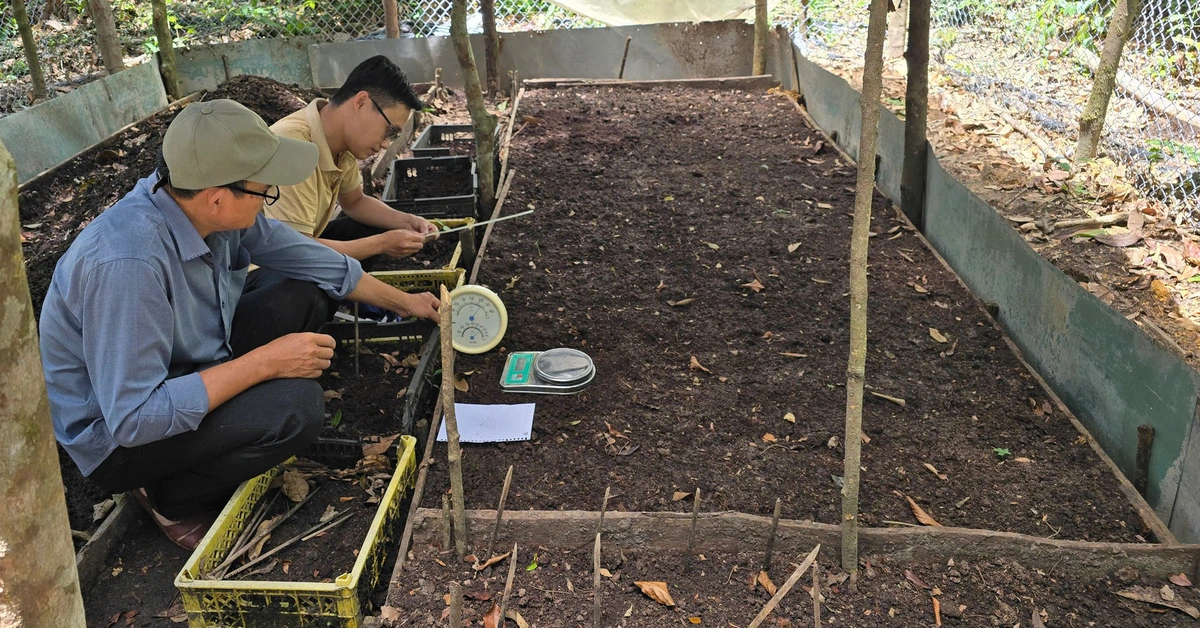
[548,0,778,26]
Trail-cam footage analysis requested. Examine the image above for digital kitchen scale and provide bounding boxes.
[500,348,596,394]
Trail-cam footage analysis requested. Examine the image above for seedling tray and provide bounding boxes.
[175,436,418,628]
[411,123,475,157]
[382,156,477,218]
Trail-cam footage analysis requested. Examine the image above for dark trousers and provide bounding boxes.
[89,278,335,519]
[321,215,386,271]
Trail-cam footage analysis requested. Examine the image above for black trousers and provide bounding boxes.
[89,277,335,519]
[321,215,386,271]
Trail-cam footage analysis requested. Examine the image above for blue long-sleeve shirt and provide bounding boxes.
[39,173,363,476]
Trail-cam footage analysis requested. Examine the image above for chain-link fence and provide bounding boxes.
[0,0,598,116]
[799,0,1200,226]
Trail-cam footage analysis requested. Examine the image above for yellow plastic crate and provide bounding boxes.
[175,436,418,628]
[369,266,465,294]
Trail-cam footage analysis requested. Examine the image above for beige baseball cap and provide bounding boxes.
[163,99,318,189]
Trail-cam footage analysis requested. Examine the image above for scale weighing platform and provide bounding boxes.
[500,348,595,394]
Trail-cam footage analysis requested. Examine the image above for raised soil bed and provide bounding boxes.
[420,85,1151,544]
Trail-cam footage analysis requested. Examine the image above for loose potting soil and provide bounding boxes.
[317,344,428,443]
[388,168,474,200]
[421,85,1149,543]
[372,233,459,272]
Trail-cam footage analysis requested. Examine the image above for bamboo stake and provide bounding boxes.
[597,486,611,536]
[763,498,782,571]
[486,465,514,560]
[440,284,468,556]
[469,169,516,284]
[499,543,519,626]
[841,0,889,579]
[387,394,445,586]
[224,510,357,579]
[592,533,602,628]
[210,486,320,578]
[449,582,463,627]
[441,493,453,551]
[618,36,632,79]
[747,545,822,628]
[685,488,701,565]
[813,559,822,628]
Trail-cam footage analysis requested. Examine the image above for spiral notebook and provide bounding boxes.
[436,403,535,443]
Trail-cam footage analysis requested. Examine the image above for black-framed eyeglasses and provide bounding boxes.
[370,97,402,141]
[228,184,280,206]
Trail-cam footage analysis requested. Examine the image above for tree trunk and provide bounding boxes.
[384,0,400,39]
[12,0,47,103]
[151,0,180,99]
[88,0,126,74]
[0,139,88,627]
[752,0,769,75]
[900,0,930,228]
[481,0,500,96]
[450,0,498,213]
[42,0,70,21]
[886,0,907,59]
[842,0,889,578]
[1075,0,1139,163]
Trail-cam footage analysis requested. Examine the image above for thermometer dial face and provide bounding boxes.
[449,285,508,354]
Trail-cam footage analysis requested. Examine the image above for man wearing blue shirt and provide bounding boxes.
[39,99,439,550]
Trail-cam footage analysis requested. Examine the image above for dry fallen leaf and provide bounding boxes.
[281,469,309,503]
[923,463,948,481]
[362,433,400,458]
[400,353,421,369]
[323,389,343,402]
[1171,573,1193,587]
[869,391,907,406]
[905,569,932,590]
[672,491,691,501]
[762,433,777,443]
[689,356,712,374]
[929,328,948,343]
[1116,586,1200,618]
[741,279,765,293]
[319,505,337,523]
[688,617,702,624]
[454,374,470,392]
[483,603,501,628]
[668,298,695,307]
[783,412,796,423]
[380,606,401,622]
[634,581,676,606]
[905,495,942,526]
[473,551,512,571]
[757,570,777,595]
[506,610,531,628]
[788,242,802,253]
[656,280,666,292]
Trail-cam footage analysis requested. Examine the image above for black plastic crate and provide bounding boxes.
[306,320,440,465]
[382,156,477,219]
[411,123,476,158]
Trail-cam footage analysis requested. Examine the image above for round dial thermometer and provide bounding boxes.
[449,284,508,354]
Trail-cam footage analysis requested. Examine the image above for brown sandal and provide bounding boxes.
[129,488,215,551]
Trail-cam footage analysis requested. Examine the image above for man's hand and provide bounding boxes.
[409,215,440,240]
[394,291,441,323]
[375,229,426,258]
[255,332,336,379]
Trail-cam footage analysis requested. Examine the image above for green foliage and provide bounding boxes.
[1147,139,1200,165]
[993,447,1012,459]
[330,409,343,429]
[1028,0,1114,51]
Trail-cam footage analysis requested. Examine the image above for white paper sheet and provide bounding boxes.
[436,403,536,443]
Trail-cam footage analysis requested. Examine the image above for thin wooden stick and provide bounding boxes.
[487,465,514,559]
[498,543,518,626]
[210,486,321,577]
[449,582,463,628]
[353,301,360,376]
[763,498,782,571]
[498,86,525,179]
[592,533,602,628]
[685,488,701,563]
[224,510,357,579]
[441,493,453,552]
[813,558,821,628]
[439,285,468,556]
[388,394,445,586]
[618,36,632,79]
[596,486,611,536]
[469,168,515,284]
[747,545,821,628]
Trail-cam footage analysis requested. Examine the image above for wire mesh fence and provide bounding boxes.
[799,0,1200,226]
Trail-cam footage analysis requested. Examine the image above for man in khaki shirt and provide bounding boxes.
[265,55,437,270]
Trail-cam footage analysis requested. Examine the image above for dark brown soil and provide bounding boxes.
[420,86,1150,543]
[317,342,427,442]
[373,234,459,272]
[394,541,1200,627]
[82,517,190,627]
[60,445,115,546]
[236,477,377,583]
[388,167,474,200]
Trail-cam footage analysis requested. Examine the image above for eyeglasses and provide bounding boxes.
[370,97,403,141]
[228,184,280,206]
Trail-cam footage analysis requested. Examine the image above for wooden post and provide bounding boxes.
[812,560,822,627]
[383,0,400,39]
[449,582,464,627]
[1075,0,1140,163]
[592,533,602,628]
[450,0,498,213]
[441,493,453,551]
[842,0,890,579]
[440,285,469,556]
[596,485,611,536]
[752,0,769,76]
[482,0,500,96]
[0,138,87,627]
[900,0,930,229]
[498,543,518,624]
[11,0,47,103]
[88,0,126,75]
[150,0,181,100]
[685,488,701,564]
[763,498,782,571]
[486,465,514,559]
[618,36,632,79]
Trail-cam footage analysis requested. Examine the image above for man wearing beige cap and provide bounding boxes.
[39,99,439,550]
